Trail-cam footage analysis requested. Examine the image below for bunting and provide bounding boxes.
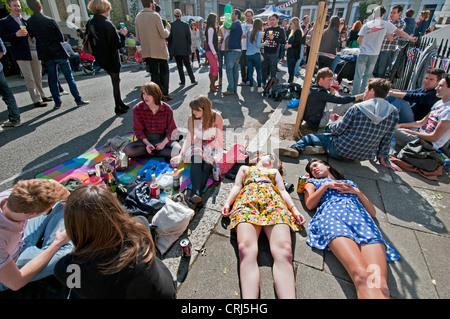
[276,0,298,9]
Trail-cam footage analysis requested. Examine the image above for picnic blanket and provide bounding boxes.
[35,133,213,193]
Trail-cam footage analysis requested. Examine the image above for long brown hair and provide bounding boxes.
[206,12,217,31]
[305,158,345,180]
[250,18,263,43]
[140,81,162,106]
[189,95,215,130]
[64,185,155,275]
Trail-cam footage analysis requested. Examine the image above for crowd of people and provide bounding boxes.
[0,0,449,300]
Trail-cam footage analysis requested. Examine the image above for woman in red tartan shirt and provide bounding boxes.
[123,82,181,160]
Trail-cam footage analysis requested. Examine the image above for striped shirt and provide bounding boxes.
[132,101,177,141]
[326,103,399,161]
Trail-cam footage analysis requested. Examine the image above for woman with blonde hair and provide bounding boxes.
[285,17,303,83]
[170,95,223,205]
[86,0,129,115]
[54,184,177,298]
[222,152,305,299]
[414,10,430,37]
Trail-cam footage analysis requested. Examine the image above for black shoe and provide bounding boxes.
[179,82,185,86]
[77,100,90,106]
[53,103,61,110]
[119,103,130,110]
[115,107,128,115]
[42,97,53,102]
[190,190,203,205]
[34,101,48,107]
[191,81,198,85]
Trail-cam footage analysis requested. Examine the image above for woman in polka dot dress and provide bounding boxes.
[304,158,400,299]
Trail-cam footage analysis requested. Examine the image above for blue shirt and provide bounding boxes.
[325,100,399,161]
[228,19,242,51]
[246,30,264,56]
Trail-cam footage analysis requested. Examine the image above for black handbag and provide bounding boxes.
[82,21,95,55]
[122,181,165,217]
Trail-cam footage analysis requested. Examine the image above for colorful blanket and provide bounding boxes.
[35,133,213,192]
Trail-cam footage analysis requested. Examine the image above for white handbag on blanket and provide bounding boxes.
[151,194,195,255]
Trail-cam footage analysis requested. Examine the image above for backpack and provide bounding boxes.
[263,77,279,97]
[269,82,302,101]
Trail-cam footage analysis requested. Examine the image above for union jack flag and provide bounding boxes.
[428,56,437,70]
[407,48,420,65]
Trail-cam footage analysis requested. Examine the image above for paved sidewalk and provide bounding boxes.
[161,86,450,300]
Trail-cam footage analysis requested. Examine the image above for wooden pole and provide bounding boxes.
[293,0,329,138]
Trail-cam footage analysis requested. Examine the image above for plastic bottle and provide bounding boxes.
[173,168,180,191]
[389,138,396,155]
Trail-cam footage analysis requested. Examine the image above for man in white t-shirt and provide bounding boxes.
[352,6,416,95]
[394,73,450,156]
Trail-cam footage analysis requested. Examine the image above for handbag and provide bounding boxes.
[151,194,195,255]
[123,181,165,217]
[397,138,444,171]
[83,21,94,55]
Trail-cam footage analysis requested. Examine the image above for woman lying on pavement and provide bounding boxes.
[222,152,305,299]
[304,158,400,299]
[123,81,181,161]
[54,184,177,299]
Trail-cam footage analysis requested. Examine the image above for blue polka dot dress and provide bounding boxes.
[306,178,400,262]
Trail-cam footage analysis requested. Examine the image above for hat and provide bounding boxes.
[174,9,182,17]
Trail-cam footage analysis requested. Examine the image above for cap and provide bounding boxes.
[174,9,182,17]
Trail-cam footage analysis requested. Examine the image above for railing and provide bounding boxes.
[391,36,450,90]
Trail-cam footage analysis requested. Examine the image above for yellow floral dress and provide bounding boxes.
[230,166,301,231]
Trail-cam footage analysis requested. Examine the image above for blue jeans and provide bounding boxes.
[246,53,262,87]
[373,50,395,78]
[294,44,305,77]
[291,133,344,160]
[225,51,241,92]
[352,54,378,95]
[0,201,73,291]
[287,58,298,82]
[0,70,20,124]
[385,95,415,124]
[45,58,82,106]
[330,54,341,73]
[262,53,278,85]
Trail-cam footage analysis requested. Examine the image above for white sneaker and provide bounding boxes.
[303,146,325,155]
[2,120,21,128]
[274,147,299,158]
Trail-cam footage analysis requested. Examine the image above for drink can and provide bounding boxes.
[180,238,191,257]
[20,26,26,31]
[297,176,307,193]
[88,169,97,177]
[150,183,160,198]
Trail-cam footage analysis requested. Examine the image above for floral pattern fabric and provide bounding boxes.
[230,166,301,231]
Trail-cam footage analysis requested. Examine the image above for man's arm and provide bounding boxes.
[0,228,69,291]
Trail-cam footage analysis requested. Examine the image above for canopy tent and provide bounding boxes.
[254,5,291,19]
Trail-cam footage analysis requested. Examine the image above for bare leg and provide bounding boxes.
[236,222,262,299]
[264,224,296,298]
[328,237,389,299]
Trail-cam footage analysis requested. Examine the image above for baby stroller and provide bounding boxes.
[79,50,98,75]
[134,46,145,69]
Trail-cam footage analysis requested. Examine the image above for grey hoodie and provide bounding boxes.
[356,98,396,125]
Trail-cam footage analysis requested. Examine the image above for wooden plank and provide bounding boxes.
[293,0,329,138]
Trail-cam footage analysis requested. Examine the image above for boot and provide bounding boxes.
[209,74,218,92]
